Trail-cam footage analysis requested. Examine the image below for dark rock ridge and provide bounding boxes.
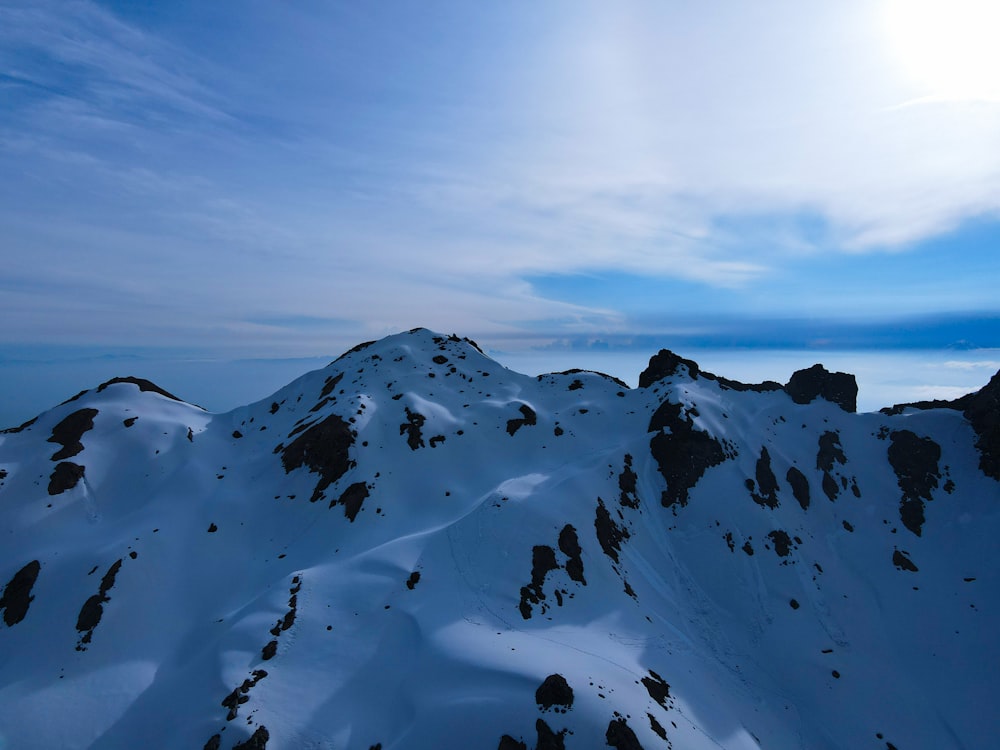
[883,368,1000,481]
[784,364,858,413]
[639,348,858,412]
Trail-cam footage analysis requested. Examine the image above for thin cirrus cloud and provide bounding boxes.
[0,0,998,353]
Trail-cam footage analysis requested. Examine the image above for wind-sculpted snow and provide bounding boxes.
[0,328,998,750]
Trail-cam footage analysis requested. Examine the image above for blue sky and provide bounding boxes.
[1,0,999,421]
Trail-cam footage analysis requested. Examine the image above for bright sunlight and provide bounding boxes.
[884,0,1000,102]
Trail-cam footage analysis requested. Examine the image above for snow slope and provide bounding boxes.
[0,329,997,750]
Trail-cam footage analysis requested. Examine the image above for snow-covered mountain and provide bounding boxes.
[1,328,997,750]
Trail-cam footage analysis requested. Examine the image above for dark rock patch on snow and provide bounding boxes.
[648,400,727,508]
[767,530,794,557]
[221,669,268,721]
[506,404,537,436]
[400,408,426,450]
[558,525,586,584]
[888,430,941,537]
[641,670,671,709]
[785,364,857,412]
[595,497,629,563]
[48,408,98,461]
[96,377,184,402]
[536,673,574,711]
[48,461,85,495]
[786,467,811,510]
[816,431,847,501]
[76,559,123,650]
[0,560,41,626]
[498,736,527,750]
[606,717,644,750]
[280,414,354,502]
[233,725,270,749]
[619,454,639,508]
[535,718,567,750]
[332,481,369,521]
[518,545,559,619]
[892,550,919,572]
[750,447,779,509]
[406,571,421,590]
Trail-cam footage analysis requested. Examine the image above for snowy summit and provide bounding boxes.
[0,328,997,750]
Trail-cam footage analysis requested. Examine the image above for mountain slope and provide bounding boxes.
[1,329,997,750]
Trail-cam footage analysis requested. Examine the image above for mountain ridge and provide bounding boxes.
[0,328,997,750]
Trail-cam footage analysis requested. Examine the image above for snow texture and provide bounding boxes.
[0,328,997,750]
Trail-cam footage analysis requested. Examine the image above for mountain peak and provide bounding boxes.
[0,330,996,749]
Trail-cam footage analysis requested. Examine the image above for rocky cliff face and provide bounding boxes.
[0,329,997,750]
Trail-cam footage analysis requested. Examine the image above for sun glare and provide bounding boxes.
[884,0,1000,102]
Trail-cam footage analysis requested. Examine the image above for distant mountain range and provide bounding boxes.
[1,328,997,750]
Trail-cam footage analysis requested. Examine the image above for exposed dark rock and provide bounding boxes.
[888,430,941,537]
[742,540,755,556]
[48,461,85,495]
[123,417,138,427]
[535,718,566,750]
[506,404,537,436]
[280,414,354,503]
[269,576,302,637]
[619,454,639,508]
[639,348,781,393]
[399,408,426,450]
[817,431,847,471]
[767,530,794,557]
[558,525,586,584]
[0,415,38,434]
[786,466,811,510]
[270,402,280,414]
[320,372,344,399]
[406,571,421,590]
[203,735,221,750]
[332,481,369,522]
[48,408,98,461]
[606,718,644,750]
[595,497,629,563]
[432,354,448,365]
[785,364,857,412]
[750,447,779,508]
[816,431,847,502]
[333,340,375,362]
[222,670,268,721]
[96,377,183,402]
[648,400,728,508]
[548,368,630,390]
[232,725,270,749]
[882,370,1000,480]
[0,560,41,626]
[518,545,559,619]
[641,670,671,709]
[647,713,668,741]
[261,640,278,660]
[498,736,527,750]
[536,673,574,711]
[232,430,243,439]
[76,559,123,649]
[892,550,919,572]
[207,523,218,533]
